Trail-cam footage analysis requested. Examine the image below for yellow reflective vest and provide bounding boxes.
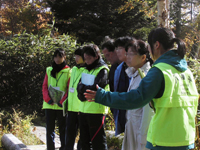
[42,66,71,110]
[68,66,85,112]
[79,65,109,114]
[147,63,199,147]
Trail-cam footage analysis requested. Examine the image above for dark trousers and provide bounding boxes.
[111,108,126,136]
[45,109,66,150]
[79,113,108,150]
[65,111,81,150]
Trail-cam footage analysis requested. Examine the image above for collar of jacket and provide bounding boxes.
[85,58,106,71]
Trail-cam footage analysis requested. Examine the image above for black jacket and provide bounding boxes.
[77,58,109,101]
[108,63,119,92]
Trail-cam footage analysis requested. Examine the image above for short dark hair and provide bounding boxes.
[114,36,134,48]
[101,38,115,52]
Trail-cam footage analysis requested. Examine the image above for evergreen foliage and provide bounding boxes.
[46,0,157,45]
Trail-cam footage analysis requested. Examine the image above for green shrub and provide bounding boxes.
[106,131,123,150]
[105,110,115,131]
[0,33,80,113]
[187,57,200,150]
[187,57,200,93]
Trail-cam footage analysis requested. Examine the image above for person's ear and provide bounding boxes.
[155,41,160,49]
[141,54,146,62]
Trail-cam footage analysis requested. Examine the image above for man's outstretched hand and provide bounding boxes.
[84,85,99,102]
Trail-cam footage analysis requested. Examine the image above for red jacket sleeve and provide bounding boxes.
[42,73,51,103]
[59,78,70,105]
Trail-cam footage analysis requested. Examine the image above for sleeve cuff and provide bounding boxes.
[57,102,62,107]
[47,99,53,104]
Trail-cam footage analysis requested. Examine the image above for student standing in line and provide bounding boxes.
[122,39,154,150]
[77,44,109,150]
[65,47,85,150]
[42,48,71,150]
[112,36,134,136]
[84,28,199,150]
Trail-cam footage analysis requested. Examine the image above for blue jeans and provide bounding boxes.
[45,109,66,150]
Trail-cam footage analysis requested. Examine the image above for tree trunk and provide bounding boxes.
[190,0,193,23]
[157,0,170,28]
[175,0,182,38]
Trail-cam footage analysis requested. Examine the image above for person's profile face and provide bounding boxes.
[102,48,119,65]
[148,46,153,59]
[149,41,160,61]
[75,55,84,65]
[102,48,111,62]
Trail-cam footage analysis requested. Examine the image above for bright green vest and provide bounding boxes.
[147,63,199,147]
[68,66,84,112]
[79,66,110,114]
[42,66,71,110]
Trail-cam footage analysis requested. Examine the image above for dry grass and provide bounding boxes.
[0,108,43,147]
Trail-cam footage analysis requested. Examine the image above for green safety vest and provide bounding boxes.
[79,65,110,114]
[147,63,199,147]
[67,66,85,112]
[42,66,71,110]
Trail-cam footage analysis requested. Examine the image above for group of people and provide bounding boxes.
[42,27,199,150]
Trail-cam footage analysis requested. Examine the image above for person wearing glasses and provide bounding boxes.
[84,28,199,150]
[112,36,134,136]
[121,39,154,150]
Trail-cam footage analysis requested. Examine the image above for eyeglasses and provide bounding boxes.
[126,52,138,56]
